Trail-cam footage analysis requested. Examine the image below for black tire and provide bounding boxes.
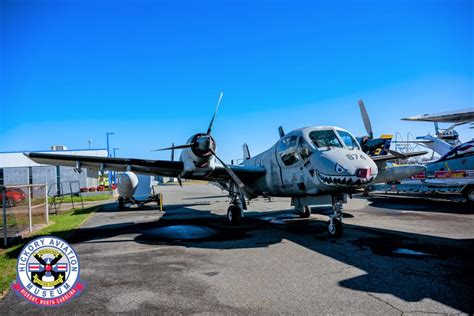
[118,197,125,210]
[227,205,242,224]
[327,218,343,238]
[299,205,311,218]
[464,186,474,204]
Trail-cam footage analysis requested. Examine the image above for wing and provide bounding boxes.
[371,150,427,168]
[392,140,434,144]
[25,152,265,183]
[401,108,474,123]
[26,152,183,177]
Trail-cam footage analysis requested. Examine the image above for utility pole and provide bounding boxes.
[113,148,120,185]
[106,132,115,186]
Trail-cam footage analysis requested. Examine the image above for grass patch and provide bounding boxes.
[0,205,99,296]
[55,194,113,203]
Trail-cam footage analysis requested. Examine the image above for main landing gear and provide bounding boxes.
[327,195,344,238]
[226,183,246,225]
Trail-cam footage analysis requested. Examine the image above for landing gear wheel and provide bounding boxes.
[327,219,343,238]
[227,205,242,224]
[464,187,474,204]
[118,197,125,210]
[299,205,311,218]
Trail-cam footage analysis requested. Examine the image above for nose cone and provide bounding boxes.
[313,149,378,188]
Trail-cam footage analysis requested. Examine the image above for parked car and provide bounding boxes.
[0,188,26,206]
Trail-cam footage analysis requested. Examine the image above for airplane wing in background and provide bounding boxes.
[25,152,266,183]
[401,108,474,123]
[370,151,428,168]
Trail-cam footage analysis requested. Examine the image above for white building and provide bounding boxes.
[0,147,108,194]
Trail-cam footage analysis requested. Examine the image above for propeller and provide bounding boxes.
[209,148,245,189]
[171,142,175,161]
[358,99,409,159]
[358,99,373,139]
[153,143,192,152]
[207,91,223,135]
[153,91,223,153]
[152,91,248,195]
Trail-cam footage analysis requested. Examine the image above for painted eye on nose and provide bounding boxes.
[335,163,346,174]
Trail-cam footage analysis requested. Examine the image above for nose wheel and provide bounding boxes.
[227,204,243,224]
[299,205,311,218]
[327,195,344,238]
[327,218,343,238]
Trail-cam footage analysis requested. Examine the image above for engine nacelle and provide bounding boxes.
[373,165,426,184]
[180,133,216,177]
[117,171,139,198]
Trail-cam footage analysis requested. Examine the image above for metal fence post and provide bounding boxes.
[2,186,7,248]
[28,185,32,232]
[45,183,49,224]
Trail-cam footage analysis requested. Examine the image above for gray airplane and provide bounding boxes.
[25,94,425,238]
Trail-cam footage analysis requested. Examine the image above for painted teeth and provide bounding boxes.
[317,171,375,187]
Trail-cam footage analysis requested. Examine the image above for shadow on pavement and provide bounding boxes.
[6,201,473,313]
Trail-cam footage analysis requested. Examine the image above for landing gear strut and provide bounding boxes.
[226,182,246,225]
[327,195,344,238]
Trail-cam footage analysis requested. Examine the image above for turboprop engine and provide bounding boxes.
[179,133,217,176]
[153,92,244,188]
[117,171,139,198]
[154,92,224,177]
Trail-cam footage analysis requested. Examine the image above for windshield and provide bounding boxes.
[309,130,342,148]
[337,130,360,150]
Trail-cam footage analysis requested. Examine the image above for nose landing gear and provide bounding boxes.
[327,195,344,238]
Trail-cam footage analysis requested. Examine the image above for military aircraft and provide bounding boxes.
[25,93,426,238]
[396,108,474,157]
[355,99,427,183]
[357,99,394,156]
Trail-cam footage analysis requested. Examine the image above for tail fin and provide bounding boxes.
[243,143,251,160]
[278,126,285,138]
[370,134,393,156]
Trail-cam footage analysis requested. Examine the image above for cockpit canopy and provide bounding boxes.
[277,127,361,166]
[308,128,360,150]
[439,140,474,161]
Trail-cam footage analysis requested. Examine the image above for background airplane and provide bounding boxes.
[395,108,474,157]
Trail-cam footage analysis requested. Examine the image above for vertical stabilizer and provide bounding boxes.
[243,143,251,160]
[278,126,285,138]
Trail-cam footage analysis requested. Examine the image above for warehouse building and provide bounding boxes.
[0,146,108,194]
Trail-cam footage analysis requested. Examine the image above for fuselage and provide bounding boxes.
[241,126,378,197]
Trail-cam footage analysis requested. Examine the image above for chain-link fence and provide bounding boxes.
[1,184,49,248]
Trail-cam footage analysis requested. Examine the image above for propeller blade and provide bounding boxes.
[209,148,245,189]
[358,99,373,139]
[171,142,175,161]
[177,174,182,187]
[206,91,223,135]
[153,144,192,151]
[386,148,408,160]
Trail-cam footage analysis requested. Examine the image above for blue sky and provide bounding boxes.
[1,0,472,162]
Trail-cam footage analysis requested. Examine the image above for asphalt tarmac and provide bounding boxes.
[1,184,473,314]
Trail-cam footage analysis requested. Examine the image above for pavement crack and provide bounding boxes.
[366,292,403,315]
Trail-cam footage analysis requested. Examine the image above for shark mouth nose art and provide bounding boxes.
[316,170,375,186]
